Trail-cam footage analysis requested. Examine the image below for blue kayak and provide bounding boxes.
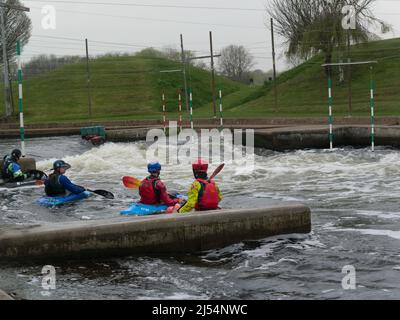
[37,191,91,207]
[120,203,169,216]
[121,195,187,216]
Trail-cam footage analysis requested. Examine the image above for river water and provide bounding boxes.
[1,136,400,300]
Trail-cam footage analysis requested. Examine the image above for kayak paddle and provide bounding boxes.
[210,163,225,180]
[122,163,225,190]
[122,176,141,189]
[87,189,115,199]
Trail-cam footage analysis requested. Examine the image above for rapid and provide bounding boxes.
[1,136,400,299]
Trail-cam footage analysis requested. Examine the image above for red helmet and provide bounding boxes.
[192,158,208,173]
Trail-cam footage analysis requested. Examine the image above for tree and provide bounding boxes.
[218,45,254,82]
[0,0,32,65]
[267,0,390,75]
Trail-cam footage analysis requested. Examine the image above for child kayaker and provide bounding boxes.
[139,162,181,207]
[178,159,222,213]
[45,160,86,196]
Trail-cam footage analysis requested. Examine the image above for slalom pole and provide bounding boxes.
[178,91,183,132]
[189,88,194,130]
[328,77,333,150]
[162,91,167,133]
[17,40,25,156]
[370,67,375,152]
[219,89,224,131]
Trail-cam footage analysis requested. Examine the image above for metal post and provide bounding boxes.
[370,67,375,152]
[209,31,217,118]
[271,18,278,112]
[17,40,25,156]
[328,77,333,150]
[219,89,224,131]
[180,34,189,113]
[85,38,92,117]
[0,3,11,117]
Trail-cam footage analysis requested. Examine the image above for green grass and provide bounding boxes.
[215,37,400,119]
[1,53,244,124]
[2,38,400,124]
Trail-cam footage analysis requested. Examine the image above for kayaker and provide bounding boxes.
[139,162,181,207]
[1,149,31,183]
[178,159,222,213]
[44,160,86,196]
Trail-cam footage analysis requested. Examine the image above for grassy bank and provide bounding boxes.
[1,38,400,124]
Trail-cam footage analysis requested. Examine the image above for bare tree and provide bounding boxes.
[267,0,390,75]
[218,45,254,82]
[0,0,32,65]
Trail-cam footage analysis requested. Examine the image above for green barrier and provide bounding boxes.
[80,126,106,139]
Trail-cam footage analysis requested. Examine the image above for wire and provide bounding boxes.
[25,0,265,12]
[29,6,264,30]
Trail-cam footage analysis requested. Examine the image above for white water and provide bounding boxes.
[1,137,400,299]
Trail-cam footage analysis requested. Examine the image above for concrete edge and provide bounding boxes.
[0,204,311,261]
[0,289,13,300]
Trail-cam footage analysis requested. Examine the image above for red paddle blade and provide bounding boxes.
[210,163,225,180]
[122,176,141,189]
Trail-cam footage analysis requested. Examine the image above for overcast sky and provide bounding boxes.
[19,0,400,72]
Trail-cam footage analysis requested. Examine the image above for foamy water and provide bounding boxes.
[1,137,400,299]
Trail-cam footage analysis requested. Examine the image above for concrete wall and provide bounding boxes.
[0,289,13,300]
[253,126,400,151]
[105,125,400,150]
[0,204,311,261]
[0,158,36,173]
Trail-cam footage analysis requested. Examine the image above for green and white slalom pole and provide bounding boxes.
[17,40,25,156]
[370,67,375,152]
[328,77,333,150]
[219,89,224,131]
[189,88,194,130]
[162,91,167,133]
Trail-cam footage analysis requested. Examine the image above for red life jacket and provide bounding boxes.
[139,177,161,204]
[195,178,220,211]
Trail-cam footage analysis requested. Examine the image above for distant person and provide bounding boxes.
[139,162,181,207]
[1,149,31,183]
[45,160,85,196]
[178,159,222,213]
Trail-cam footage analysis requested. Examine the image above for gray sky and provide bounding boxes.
[20,0,400,72]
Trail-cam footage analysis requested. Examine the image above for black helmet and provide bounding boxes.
[11,149,22,160]
[53,160,71,170]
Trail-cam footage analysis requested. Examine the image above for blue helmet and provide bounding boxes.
[147,162,161,173]
[53,160,71,170]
